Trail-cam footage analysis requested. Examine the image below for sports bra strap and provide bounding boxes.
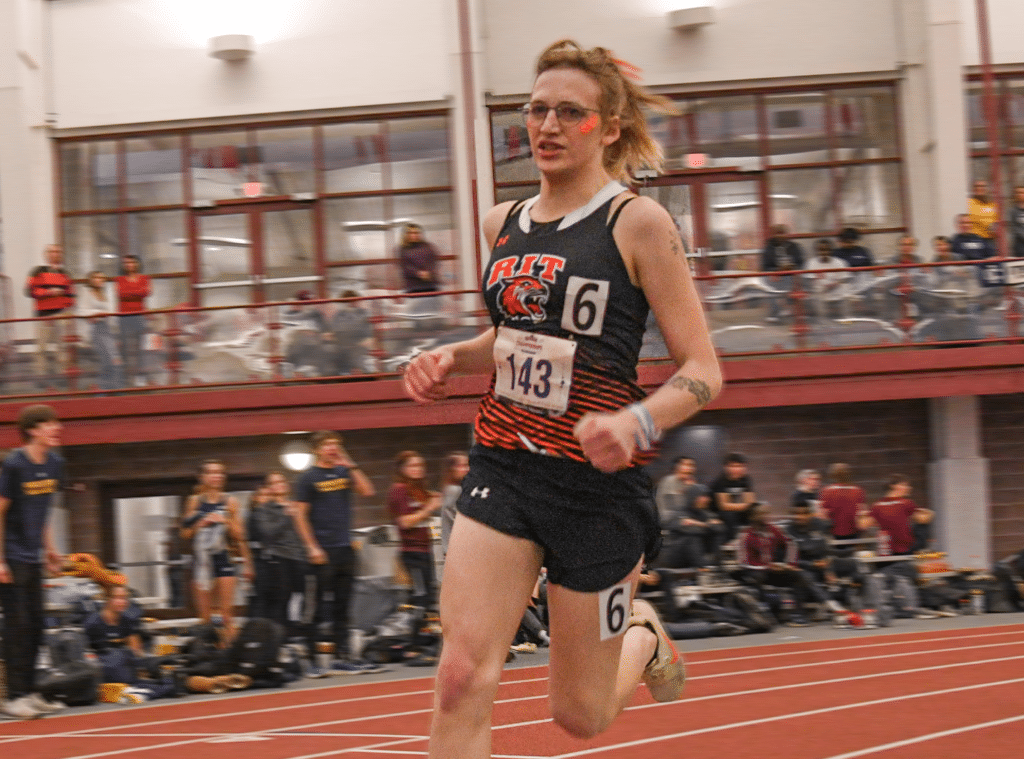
[607,196,637,231]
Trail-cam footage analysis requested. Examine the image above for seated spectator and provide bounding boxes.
[790,469,821,511]
[734,503,826,626]
[325,291,372,376]
[920,236,980,315]
[655,455,723,569]
[858,474,933,557]
[83,586,147,684]
[709,452,756,543]
[284,291,330,376]
[994,548,1024,611]
[1009,186,1024,258]
[759,224,805,323]
[783,503,856,607]
[818,462,865,541]
[803,240,850,321]
[890,236,922,265]
[834,227,875,268]
[950,214,995,260]
[967,179,998,239]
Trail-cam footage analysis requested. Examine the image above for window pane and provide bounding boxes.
[1007,80,1024,151]
[322,121,385,193]
[495,185,538,204]
[324,196,399,289]
[966,83,989,152]
[768,168,836,234]
[491,110,538,184]
[254,126,315,195]
[327,261,393,293]
[62,214,120,278]
[832,87,900,160]
[150,276,191,310]
[765,92,828,165]
[125,135,184,207]
[693,95,760,170]
[59,141,119,211]
[837,163,904,230]
[388,116,450,190]
[706,181,763,264]
[126,210,187,275]
[262,208,318,302]
[390,193,457,288]
[650,111,699,172]
[190,130,252,203]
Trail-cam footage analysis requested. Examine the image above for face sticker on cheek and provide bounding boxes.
[579,113,599,135]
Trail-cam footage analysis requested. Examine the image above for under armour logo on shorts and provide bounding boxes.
[470,487,490,498]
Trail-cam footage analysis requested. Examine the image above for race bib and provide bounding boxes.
[493,326,575,414]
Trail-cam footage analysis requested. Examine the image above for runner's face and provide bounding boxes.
[527,68,616,177]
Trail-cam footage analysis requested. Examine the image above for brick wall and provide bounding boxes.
[981,395,1024,561]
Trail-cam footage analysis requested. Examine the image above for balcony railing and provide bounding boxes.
[1,259,1022,400]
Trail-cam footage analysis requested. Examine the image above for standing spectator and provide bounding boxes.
[26,244,75,387]
[1008,186,1024,258]
[290,431,378,675]
[790,469,821,511]
[966,179,998,238]
[439,451,470,557]
[834,227,875,268]
[655,456,721,568]
[116,254,151,387]
[759,224,805,323]
[949,214,995,260]
[859,474,933,557]
[78,271,124,391]
[252,472,308,635]
[0,404,67,719]
[818,462,865,541]
[397,223,441,294]
[179,459,253,640]
[709,453,756,543]
[387,451,441,612]
[244,485,273,620]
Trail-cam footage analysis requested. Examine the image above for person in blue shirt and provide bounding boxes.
[290,430,377,675]
[0,404,68,719]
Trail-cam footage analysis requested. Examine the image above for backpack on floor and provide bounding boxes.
[36,661,102,706]
[227,618,285,686]
[722,589,776,633]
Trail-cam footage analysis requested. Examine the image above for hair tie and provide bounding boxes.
[611,56,643,81]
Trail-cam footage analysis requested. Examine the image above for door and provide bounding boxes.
[192,203,321,307]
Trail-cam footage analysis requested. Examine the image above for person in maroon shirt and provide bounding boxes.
[860,474,933,556]
[819,462,866,540]
[386,450,441,611]
[396,224,440,294]
[116,254,151,386]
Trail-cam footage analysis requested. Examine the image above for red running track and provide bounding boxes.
[2,623,1023,759]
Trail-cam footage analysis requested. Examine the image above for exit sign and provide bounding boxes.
[685,153,709,169]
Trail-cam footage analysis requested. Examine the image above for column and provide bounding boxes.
[927,395,991,568]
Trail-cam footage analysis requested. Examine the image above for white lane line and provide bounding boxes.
[688,628,1024,666]
[817,713,1024,759]
[549,675,1024,758]
[488,651,1024,730]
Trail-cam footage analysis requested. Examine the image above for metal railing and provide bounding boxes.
[0,259,1021,400]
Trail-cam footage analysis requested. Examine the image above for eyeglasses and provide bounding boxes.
[521,102,600,126]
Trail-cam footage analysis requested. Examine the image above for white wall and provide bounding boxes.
[51,0,454,129]
[481,0,901,97]
[960,0,1024,66]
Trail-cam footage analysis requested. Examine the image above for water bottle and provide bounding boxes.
[877,530,891,556]
[971,589,986,615]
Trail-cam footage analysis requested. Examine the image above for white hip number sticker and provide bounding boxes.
[493,326,575,414]
[598,580,632,641]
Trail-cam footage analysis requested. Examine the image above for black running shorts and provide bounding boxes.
[456,444,660,593]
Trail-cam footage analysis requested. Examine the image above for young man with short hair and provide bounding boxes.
[0,404,68,718]
[291,430,378,676]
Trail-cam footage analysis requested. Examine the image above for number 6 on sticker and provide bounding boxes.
[598,581,631,641]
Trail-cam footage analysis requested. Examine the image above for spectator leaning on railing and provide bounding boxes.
[25,244,75,387]
[966,179,998,239]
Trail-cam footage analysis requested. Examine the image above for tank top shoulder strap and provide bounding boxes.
[498,199,529,235]
[606,195,638,231]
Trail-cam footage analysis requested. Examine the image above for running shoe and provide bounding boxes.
[305,666,330,679]
[510,642,537,654]
[25,694,66,714]
[351,658,385,674]
[630,598,686,702]
[0,697,42,720]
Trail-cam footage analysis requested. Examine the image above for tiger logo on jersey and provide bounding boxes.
[497,276,548,323]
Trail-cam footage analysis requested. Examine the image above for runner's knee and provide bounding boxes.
[550,691,614,739]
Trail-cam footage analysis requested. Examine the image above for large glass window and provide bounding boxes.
[57,111,456,308]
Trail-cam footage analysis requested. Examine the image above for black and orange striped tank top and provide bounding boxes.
[474,181,654,465]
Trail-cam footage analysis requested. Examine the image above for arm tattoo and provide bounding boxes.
[669,235,683,258]
[670,376,712,408]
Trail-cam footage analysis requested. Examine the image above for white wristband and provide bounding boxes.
[626,403,661,451]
